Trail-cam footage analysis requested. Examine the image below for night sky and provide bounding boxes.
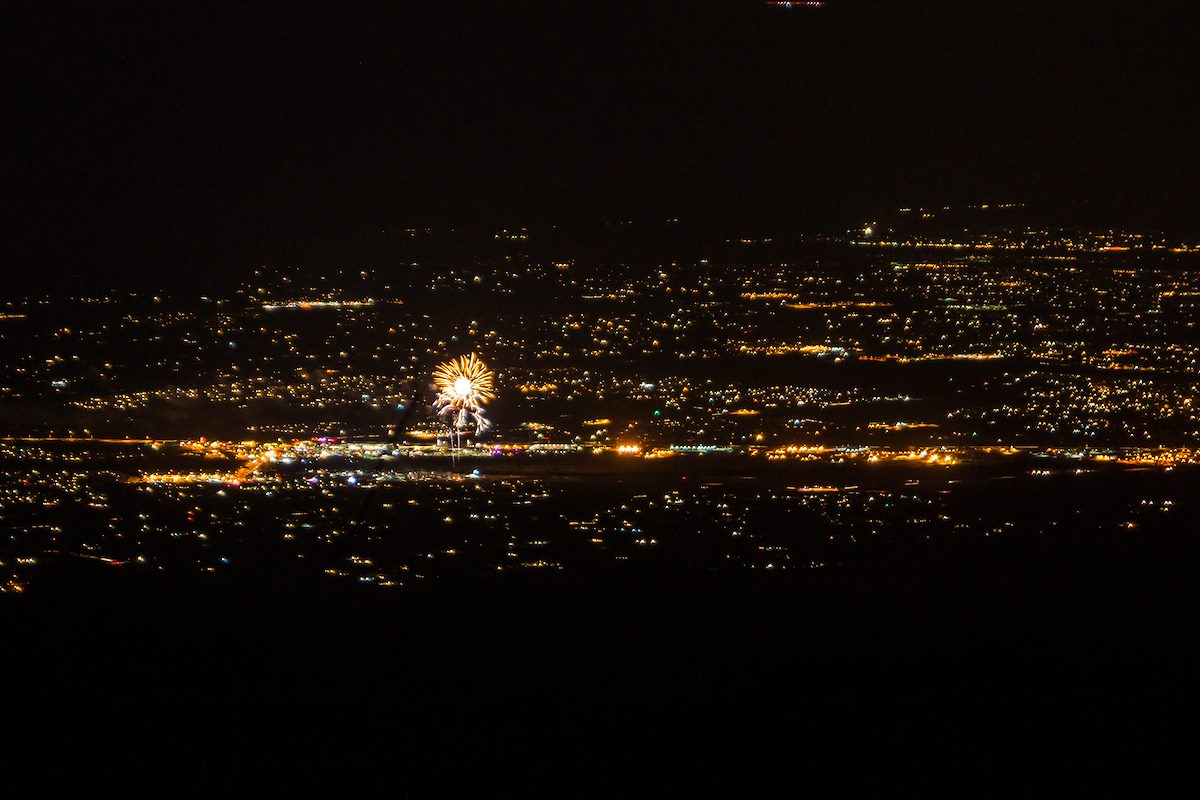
[10,1,1197,282]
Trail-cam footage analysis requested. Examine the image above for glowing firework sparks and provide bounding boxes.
[433,353,496,435]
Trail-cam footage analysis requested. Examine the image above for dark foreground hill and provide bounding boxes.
[5,523,1199,796]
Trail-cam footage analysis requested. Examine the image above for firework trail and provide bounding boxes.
[432,353,496,438]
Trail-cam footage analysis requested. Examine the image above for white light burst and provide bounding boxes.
[432,353,496,435]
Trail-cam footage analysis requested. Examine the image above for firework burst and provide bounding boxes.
[432,353,496,435]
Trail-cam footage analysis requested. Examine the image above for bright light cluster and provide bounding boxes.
[433,353,496,434]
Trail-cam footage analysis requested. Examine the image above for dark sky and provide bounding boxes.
[9,1,1197,282]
